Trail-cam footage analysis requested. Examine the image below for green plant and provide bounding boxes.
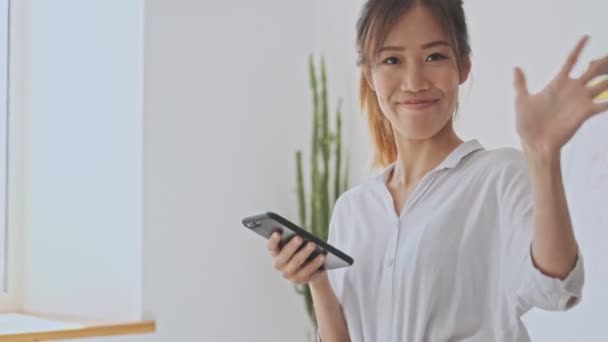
[294,55,349,335]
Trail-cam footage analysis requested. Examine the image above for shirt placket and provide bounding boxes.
[376,214,399,341]
[382,170,439,341]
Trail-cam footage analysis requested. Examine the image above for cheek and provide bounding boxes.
[372,70,401,100]
[435,72,461,98]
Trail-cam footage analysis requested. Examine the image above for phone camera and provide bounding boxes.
[246,221,261,228]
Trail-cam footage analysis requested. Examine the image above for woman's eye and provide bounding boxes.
[383,57,400,65]
[426,53,447,62]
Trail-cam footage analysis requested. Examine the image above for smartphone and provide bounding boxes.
[242,212,354,270]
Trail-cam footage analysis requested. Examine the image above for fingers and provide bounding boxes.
[272,235,304,270]
[513,67,529,97]
[268,234,326,285]
[590,101,608,117]
[589,78,608,99]
[580,55,608,85]
[266,231,281,257]
[282,241,317,278]
[292,254,326,285]
[560,35,590,78]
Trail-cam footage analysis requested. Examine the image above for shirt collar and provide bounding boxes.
[434,139,484,171]
[374,139,485,183]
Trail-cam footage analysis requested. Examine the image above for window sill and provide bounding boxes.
[0,312,156,341]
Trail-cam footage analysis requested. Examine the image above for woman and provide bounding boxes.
[267,0,608,341]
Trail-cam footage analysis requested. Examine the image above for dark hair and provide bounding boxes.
[356,0,472,168]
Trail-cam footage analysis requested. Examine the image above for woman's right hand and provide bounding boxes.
[268,232,349,342]
[267,231,328,286]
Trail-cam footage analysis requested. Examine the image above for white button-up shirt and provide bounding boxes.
[324,139,584,342]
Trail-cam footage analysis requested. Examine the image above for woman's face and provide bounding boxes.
[366,5,471,140]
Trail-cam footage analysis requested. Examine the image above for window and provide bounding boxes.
[0,0,9,294]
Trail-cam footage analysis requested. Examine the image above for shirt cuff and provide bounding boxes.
[521,247,585,311]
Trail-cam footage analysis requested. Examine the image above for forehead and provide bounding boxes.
[383,5,448,47]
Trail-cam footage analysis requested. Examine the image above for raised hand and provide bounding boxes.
[513,35,608,155]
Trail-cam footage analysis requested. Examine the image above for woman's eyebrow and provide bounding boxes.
[421,40,450,49]
[379,40,450,52]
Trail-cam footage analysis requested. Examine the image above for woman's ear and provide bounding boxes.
[459,56,472,84]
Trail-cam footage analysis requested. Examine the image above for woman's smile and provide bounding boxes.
[397,99,439,110]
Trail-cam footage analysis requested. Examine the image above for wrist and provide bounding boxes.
[521,142,561,166]
[309,271,330,291]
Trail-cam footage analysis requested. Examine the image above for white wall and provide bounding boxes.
[139,0,316,341]
[23,0,142,321]
[17,1,325,341]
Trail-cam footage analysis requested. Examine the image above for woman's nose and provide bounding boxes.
[400,64,430,92]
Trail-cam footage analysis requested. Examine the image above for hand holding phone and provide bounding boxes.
[266,231,328,285]
[242,212,354,273]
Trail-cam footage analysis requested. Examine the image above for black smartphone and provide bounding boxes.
[242,212,354,270]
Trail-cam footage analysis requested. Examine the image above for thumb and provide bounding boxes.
[513,67,529,96]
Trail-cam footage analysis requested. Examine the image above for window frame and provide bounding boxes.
[0,0,24,312]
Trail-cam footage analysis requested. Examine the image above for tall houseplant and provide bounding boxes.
[294,55,349,337]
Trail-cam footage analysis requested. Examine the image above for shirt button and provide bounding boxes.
[387,259,394,267]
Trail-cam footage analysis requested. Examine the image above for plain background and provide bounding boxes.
[11,0,608,341]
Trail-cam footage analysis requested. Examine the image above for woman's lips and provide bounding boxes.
[397,99,438,110]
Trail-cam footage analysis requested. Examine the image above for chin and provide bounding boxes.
[393,118,446,140]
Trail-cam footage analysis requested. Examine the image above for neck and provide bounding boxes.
[389,125,463,188]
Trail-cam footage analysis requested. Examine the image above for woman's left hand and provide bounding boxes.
[513,35,608,156]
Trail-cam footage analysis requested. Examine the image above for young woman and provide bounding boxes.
[267,0,608,340]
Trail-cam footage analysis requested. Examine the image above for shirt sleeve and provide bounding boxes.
[497,149,585,313]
